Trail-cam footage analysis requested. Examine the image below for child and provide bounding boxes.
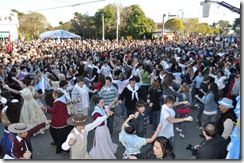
[62,112,113,159]
[174,85,191,138]
[0,119,16,157]
[0,144,14,159]
[132,100,152,137]
[0,92,20,157]
[119,114,162,159]
[8,120,51,159]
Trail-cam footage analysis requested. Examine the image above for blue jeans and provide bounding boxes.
[197,103,204,127]
[168,136,175,150]
[189,91,193,106]
[120,99,126,117]
[149,111,160,131]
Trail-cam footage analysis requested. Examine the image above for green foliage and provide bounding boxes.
[197,23,207,35]
[217,20,230,34]
[70,13,97,39]
[232,18,240,34]
[91,4,156,39]
[165,18,184,34]
[183,18,199,37]
[205,25,213,36]
[212,27,220,35]
[119,5,156,39]
[56,21,72,31]
[16,10,51,39]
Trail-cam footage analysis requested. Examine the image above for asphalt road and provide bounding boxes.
[0,101,203,160]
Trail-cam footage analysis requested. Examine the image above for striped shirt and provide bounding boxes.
[99,84,118,107]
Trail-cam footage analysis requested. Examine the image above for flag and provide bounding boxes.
[117,7,120,26]
[57,36,61,44]
[6,33,12,53]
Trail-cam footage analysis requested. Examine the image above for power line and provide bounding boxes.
[25,0,105,12]
[51,0,73,4]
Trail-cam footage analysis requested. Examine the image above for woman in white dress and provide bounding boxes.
[89,96,118,159]
[3,78,49,136]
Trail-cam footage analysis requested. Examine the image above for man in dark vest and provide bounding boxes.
[216,98,237,143]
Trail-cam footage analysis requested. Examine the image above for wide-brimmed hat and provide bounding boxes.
[67,114,92,126]
[8,123,33,133]
[218,98,234,109]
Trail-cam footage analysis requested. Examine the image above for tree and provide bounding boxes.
[165,18,184,40]
[56,21,72,31]
[92,4,156,39]
[218,20,230,34]
[70,12,97,39]
[205,25,213,36]
[119,5,156,39]
[197,23,207,36]
[17,11,51,40]
[183,18,199,37]
[212,27,220,35]
[232,18,240,34]
[94,4,118,39]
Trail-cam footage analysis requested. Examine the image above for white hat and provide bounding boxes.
[218,98,234,109]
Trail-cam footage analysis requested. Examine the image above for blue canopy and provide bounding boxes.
[40,29,81,40]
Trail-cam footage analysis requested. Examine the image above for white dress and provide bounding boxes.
[19,86,49,135]
[89,107,117,159]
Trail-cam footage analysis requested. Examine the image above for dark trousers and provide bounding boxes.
[107,107,115,134]
[149,110,160,132]
[50,125,73,153]
[197,103,204,127]
[126,109,135,118]
[175,113,189,135]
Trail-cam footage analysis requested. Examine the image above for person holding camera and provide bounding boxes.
[195,122,228,159]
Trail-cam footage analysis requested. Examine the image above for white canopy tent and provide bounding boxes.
[40,29,81,40]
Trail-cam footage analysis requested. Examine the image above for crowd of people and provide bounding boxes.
[0,34,240,159]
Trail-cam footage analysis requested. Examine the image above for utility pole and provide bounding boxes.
[116,6,120,41]
[102,13,105,41]
[162,14,166,42]
[181,11,184,20]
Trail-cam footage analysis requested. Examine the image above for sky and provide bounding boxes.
[0,0,241,27]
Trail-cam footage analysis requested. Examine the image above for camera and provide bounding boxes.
[186,144,198,156]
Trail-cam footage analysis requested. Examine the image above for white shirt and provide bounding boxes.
[78,84,90,109]
[158,104,176,139]
[100,65,111,77]
[209,74,228,90]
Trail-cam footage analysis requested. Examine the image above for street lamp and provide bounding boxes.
[162,14,166,42]
[177,9,184,20]
[177,9,184,39]
[102,13,105,41]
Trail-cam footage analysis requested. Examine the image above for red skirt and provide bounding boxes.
[176,107,190,114]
